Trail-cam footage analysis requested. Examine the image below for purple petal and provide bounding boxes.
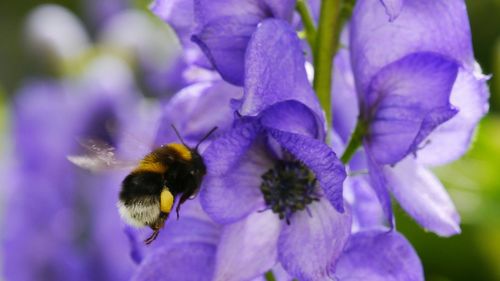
[278,199,352,281]
[351,0,475,92]
[200,142,272,224]
[260,100,320,139]
[266,128,346,212]
[203,118,261,175]
[214,211,281,280]
[241,19,323,122]
[365,149,394,228]
[332,48,358,142]
[335,230,424,281]
[365,52,459,165]
[154,81,243,146]
[192,1,295,85]
[386,157,461,236]
[345,176,385,232]
[262,0,296,20]
[417,68,490,165]
[132,242,216,281]
[151,0,194,48]
[379,0,404,22]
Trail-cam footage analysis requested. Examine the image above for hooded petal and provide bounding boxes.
[386,157,461,236]
[266,128,346,212]
[240,19,323,123]
[278,199,352,281]
[260,100,319,139]
[214,211,281,281]
[192,0,295,85]
[364,52,459,165]
[351,0,475,92]
[379,0,404,22]
[417,68,490,166]
[201,141,272,224]
[335,230,424,281]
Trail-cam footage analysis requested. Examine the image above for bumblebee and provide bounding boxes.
[69,126,217,244]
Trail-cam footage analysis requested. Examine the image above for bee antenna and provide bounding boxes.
[171,124,187,147]
[195,126,218,150]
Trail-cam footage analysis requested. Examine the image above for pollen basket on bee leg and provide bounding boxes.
[160,188,174,213]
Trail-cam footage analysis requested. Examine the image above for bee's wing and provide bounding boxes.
[67,139,136,172]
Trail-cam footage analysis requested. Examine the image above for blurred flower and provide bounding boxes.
[98,10,189,96]
[24,5,90,66]
[2,56,141,281]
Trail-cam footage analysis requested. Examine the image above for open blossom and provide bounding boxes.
[340,0,489,235]
[129,74,286,281]
[200,20,350,281]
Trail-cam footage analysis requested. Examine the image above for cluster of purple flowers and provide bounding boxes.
[139,0,489,280]
[3,0,489,280]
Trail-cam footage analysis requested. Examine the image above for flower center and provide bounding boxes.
[260,160,320,223]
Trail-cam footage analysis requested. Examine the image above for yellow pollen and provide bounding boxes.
[168,143,192,161]
[160,188,174,213]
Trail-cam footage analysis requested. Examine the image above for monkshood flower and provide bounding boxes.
[342,0,489,235]
[200,20,350,281]
[2,57,140,281]
[128,75,294,281]
[151,0,296,86]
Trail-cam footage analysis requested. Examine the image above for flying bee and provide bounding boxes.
[68,125,217,244]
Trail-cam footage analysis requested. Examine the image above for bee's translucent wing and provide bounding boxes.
[67,139,136,172]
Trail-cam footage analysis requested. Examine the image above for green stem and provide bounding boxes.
[313,0,341,135]
[340,119,367,164]
[264,271,277,281]
[296,0,317,50]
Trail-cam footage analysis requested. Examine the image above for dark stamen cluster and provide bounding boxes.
[260,160,320,223]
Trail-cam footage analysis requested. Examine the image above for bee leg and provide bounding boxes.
[144,230,160,245]
[175,192,192,219]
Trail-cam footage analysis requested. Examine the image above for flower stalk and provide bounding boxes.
[340,119,367,164]
[295,0,317,50]
[313,0,341,133]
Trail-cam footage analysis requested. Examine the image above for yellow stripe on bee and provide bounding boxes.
[167,143,192,161]
[133,154,167,173]
[160,188,174,213]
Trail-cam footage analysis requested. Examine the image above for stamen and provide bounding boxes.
[260,160,320,223]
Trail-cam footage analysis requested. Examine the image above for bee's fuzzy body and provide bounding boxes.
[117,143,206,239]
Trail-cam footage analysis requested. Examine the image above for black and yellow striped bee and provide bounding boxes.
[69,126,217,244]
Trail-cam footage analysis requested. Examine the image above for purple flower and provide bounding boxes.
[200,20,350,281]
[338,0,489,235]
[191,0,296,85]
[130,75,289,281]
[335,229,424,281]
[2,58,143,280]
